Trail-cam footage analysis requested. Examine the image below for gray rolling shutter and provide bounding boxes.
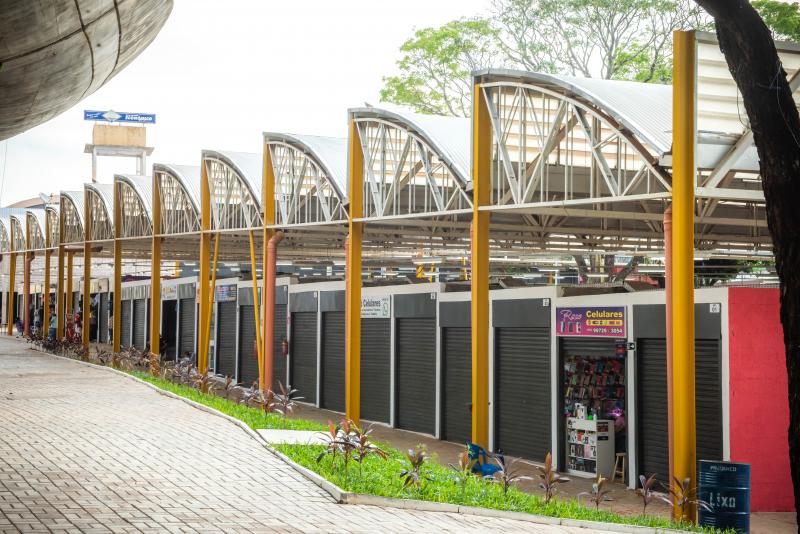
[395,317,436,435]
[637,338,668,479]
[696,339,723,464]
[132,299,146,350]
[495,327,551,460]
[291,312,318,404]
[215,301,237,378]
[120,300,132,348]
[361,318,390,424]
[238,305,258,386]
[178,297,195,358]
[72,292,79,314]
[321,311,345,412]
[442,327,471,445]
[272,304,288,390]
[98,293,108,343]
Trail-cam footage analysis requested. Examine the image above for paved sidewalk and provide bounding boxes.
[1,338,617,534]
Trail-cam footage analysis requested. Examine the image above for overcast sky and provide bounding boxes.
[0,0,489,205]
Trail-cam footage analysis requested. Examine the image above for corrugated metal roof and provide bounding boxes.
[0,208,26,251]
[85,183,114,219]
[26,209,47,241]
[202,150,262,205]
[153,163,201,214]
[115,174,153,219]
[263,133,348,199]
[349,108,471,186]
[60,191,85,228]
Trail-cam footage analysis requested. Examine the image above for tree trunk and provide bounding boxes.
[695,0,800,523]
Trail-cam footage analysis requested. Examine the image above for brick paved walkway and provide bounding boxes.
[0,339,619,534]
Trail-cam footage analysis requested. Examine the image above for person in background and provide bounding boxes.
[14,316,23,335]
[48,308,57,340]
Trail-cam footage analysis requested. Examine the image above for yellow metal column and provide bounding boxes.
[66,252,74,320]
[43,249,51,337]
[261,143,276,389]
[471,82,491,448]
[113,183,122,352]
[198,160,211,373]
[6,253,15,335]
[23,252,31,335]
[150,175,162,355]
[82,193,92,348]
[672,29,697,522]
[56,245,65,339]
[345,119,363,424]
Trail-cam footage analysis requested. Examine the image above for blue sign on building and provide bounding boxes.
[698,460,751,533]
[84,110,156,124]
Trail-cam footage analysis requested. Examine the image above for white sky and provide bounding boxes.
[0,0,489,205]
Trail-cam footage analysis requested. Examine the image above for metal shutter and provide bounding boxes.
[238,305,258,386]
[272,304,288,390]
[72,292,79,314]
[132,299,146,350]
[442,327,471,445]
[696,339,723,464]
[291,312,318,404]
[98,293,108,343]
[215,301,237,378]
[178,297,195,358]
[120,300,132,348]
[395,317,436,435]
[321,311,345,412]
[495,327,551,460]
[361,318,390,423]
[637,338,669,479]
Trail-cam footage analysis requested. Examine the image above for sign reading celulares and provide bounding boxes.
[556,306,626,337]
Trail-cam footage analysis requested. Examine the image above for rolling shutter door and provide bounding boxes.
[272,304,288,390]
[442,327,471,445]
[396,317,436,435]
[361,318,390,423]
[132,299,146,350]
[321,311,345,412]
[637,338,668,479]
[215,301,237,378]
[291,312,318,404]
[120,300,131,348]
[696,339,722,464]
[98,293,108,343]
[178,297,195,358]
[495,327,551,460]
[238,305,258,385]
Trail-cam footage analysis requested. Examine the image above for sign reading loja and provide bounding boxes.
[556,306,626,338]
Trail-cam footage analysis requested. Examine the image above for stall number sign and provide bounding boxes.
[215,285,237,302]
[556,306,626,337]
[162,285,178,300]
[362,296,390,318]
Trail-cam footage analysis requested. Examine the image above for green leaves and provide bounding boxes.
[752,0,800,43]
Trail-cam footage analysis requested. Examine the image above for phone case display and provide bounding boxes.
[566,417,615,477]
[563,354,625,421]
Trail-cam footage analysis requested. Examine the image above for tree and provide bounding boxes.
[752,0,800,42]
[693,0,800,522]
[379,18,502,117]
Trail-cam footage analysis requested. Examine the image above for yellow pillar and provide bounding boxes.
[672,30,697,522]
[261,142,276,389]
[56,245,65,339]
[43,249,50,337]
[113,183,122,352]
[23,252,31,335]
[83,193,92,348]
[66,252,74,320]
[150,175,162,355]
[198,159,211,373]
[6,253,16,335]
[471,82,491,448]
[345,119,363,424]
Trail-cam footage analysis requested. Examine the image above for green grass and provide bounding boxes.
[126,370,326,431]
[276,443,722,533]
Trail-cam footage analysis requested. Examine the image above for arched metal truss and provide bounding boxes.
[9,215,25,252]
[26,210,47,251]
[60,192,84,245]
[115,175,153,238]
[45,206,59,248]
[350,109,472,221]
[153,164,200,235]
[85,184,115,242]
[203,150,262,230]
[264,133,348,226]
[0,211,14,253]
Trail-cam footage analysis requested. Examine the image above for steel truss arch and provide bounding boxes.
[85,184,114,242]
[0,216,10,254]
[202,150,262,230]
[25,210,47,251]
[59,192,84,245]
[9,214,25,253]
[350,108,472,221]
[45,206,59,248]
[153,164,200,235]
[264,133,348,226]
[115,175,153,238]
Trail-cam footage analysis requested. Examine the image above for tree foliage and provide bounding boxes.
[752,0,800,43]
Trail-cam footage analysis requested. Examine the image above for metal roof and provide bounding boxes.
[26,208,47,242]
[349,107,471,186]
[153,163,201,214]
[85,183,114,219]
[115,174,153,219]
[0,208,25,251]
[202,150,263,205]
[60,191,85,228]
[263,133,348,199]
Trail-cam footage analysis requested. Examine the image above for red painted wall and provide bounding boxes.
[728,287,794,512]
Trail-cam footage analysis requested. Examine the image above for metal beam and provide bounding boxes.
[199,161,211,373]
[345,119,363,424]
[150,174,161,356]
[6,252,15,336]
[82,190,91,348]
[113,182,122,352]
[262,143,276,390]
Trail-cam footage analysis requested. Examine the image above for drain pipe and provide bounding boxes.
[263,230,284,391]
[664,205,674,487]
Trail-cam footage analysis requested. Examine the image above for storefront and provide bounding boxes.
[214,280,238,378]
